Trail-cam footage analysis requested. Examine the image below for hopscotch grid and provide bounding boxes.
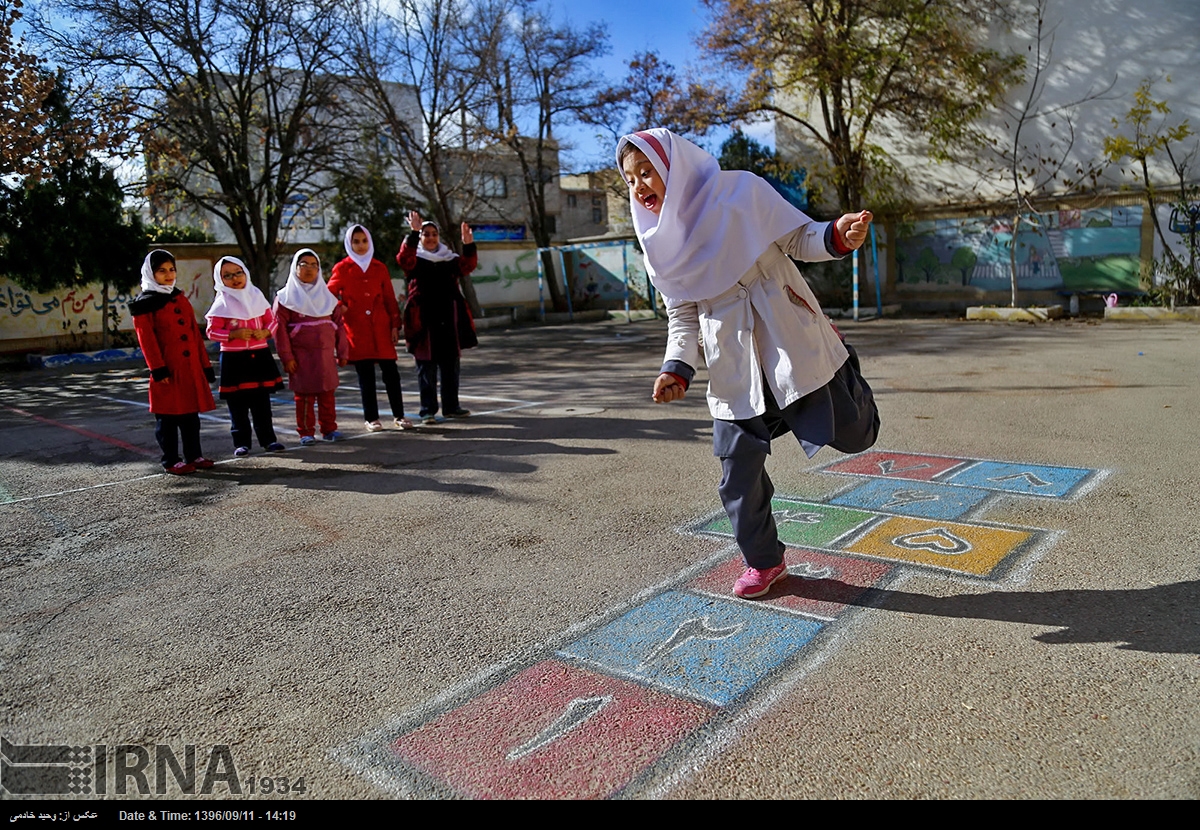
[814,448,1102,499]
[552,652,730,709]
[694,494,1052,535]
[632,568,919,800]
[337,450,1093,798]
[684,587,839,623]
[330,543,743,791]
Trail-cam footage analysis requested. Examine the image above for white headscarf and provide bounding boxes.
[274,249,339,318]
[415,221,459,263]
[139,250,177,295]
[616,128,815,302]
[343,224,375,273]
[205,256,271,321]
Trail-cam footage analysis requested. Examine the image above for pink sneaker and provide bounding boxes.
[733,563,789,598]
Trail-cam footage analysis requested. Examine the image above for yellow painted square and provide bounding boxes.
[844,517,1033,577]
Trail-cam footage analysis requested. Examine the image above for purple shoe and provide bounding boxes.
[733,563,789,598]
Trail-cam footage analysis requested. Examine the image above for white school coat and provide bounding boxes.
[662,223,850,421]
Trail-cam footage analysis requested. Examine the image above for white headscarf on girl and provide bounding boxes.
[343,224,375,273]
[414,221,459,263]
[616,128,815,302]
[139,250,177,295]
[205,256,271,321]
[274,249,339,318]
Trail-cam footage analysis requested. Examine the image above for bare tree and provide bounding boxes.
[345,0,506,314]
[980,0,1115,307]
[584,51,704,145]
[33,0,358,292]
[472,2,609,310]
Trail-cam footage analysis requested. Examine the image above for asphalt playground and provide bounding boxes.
[1,315,1197,800]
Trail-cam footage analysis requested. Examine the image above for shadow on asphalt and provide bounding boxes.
[781,578,1200,655]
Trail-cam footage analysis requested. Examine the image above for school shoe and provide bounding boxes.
[394,417,415,430]
[420,414,437,425]
[164,461,196,475]
[446,409,471,418]
[190,457,215,469]
[233,446,251,458]
[733,563,789,599]
[300,436,316,446]
[365,420,384,432]
[266,442,286,452]
[322,431,342,442]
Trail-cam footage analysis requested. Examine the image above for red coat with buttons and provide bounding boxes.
[326,257,402,362]
[131,289,217,415]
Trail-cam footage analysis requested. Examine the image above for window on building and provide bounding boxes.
[474,172,507,199]
[567,194,577,208]
[282,193,323,230]
[592,208,603,225]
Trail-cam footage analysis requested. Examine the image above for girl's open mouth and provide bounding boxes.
[642,194,658,211]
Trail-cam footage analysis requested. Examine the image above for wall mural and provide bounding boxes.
[896,207,1143,292]
[0,260,215,345]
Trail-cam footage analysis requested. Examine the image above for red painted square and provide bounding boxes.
[689,549,894,619]
[823,450,965,481]
[389,660,713,799]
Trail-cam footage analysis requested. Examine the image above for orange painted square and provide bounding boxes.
[843,516,1033,577]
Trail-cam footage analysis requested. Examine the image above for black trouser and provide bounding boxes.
[415,353,461,417]
[155,413,203,467]
[353,359,406,422]
[714,346,880,569]
[226,389,277,449]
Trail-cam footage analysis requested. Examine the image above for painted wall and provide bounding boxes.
[566,242,652,309]
[894,207,1144,292]
[0,259,216,350]
[471,245,542,307]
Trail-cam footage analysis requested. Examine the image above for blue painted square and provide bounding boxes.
[557,591,824,707]
[943,461,1093,497]
[829,478,989,520]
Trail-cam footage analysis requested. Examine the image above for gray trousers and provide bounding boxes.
[714,345,879,569]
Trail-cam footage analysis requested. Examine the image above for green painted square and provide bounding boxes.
[696,499,876,549]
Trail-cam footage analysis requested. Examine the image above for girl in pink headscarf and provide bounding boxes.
[618,128,880,600]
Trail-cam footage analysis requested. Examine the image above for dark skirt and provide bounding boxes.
[712,344,880,458]
[218,348,283,399]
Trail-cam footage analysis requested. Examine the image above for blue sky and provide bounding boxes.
[544,0,764,170]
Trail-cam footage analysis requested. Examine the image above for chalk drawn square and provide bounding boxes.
[558,591,824,706]
[844,516,1033,577]
[829,478,990,520]
[689,549,894,620]
[943,461,1093,498]
[388,660,712,799]
[822,451,967,481]
[697,499,875,549]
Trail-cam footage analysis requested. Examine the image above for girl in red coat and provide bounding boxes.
[130,249,217,475]
[327,224,413,431]
[271,249,349,445]
[205,256,285,457]
[396,212,478,423]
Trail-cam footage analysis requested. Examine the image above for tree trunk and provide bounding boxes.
[101,280,110,350]
[1009,213,1021,308]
